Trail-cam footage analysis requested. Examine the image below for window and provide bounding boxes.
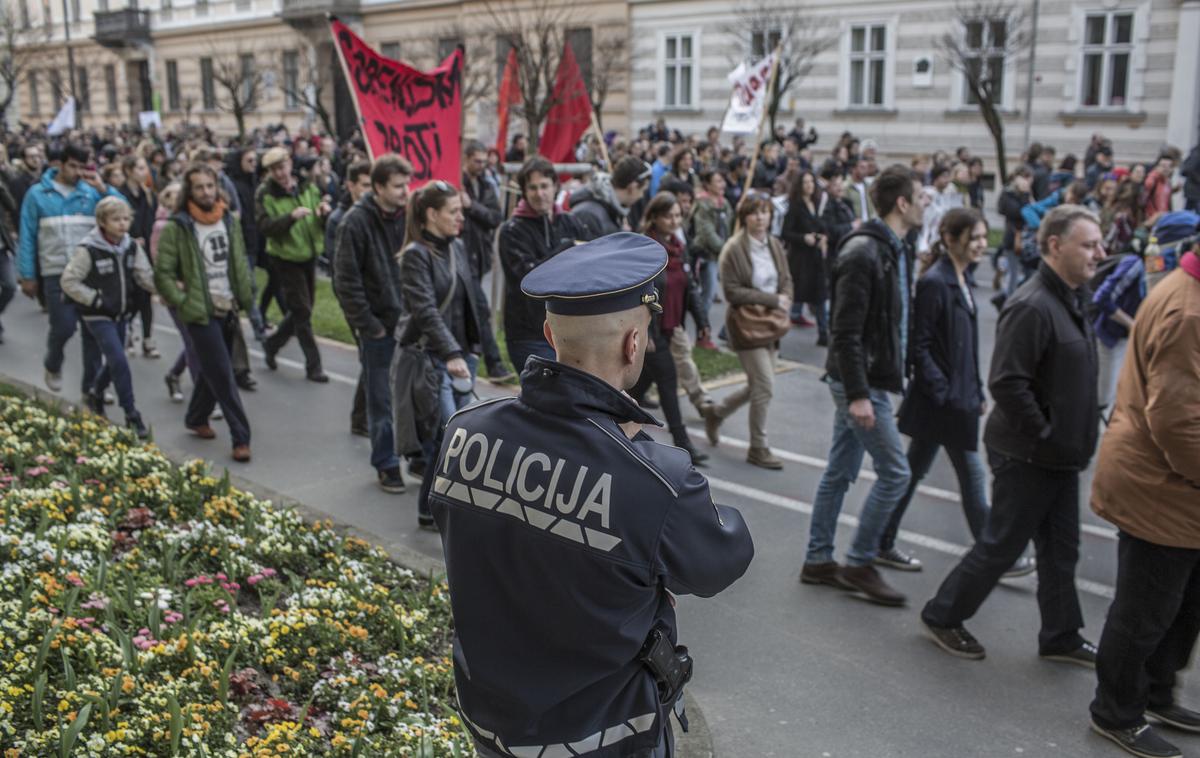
[1080,11,1133,108]
[751,28,782,59]
[240,53,256,108]
[566,27,593,94]
[200,57,215,110]
[847,23,887,107]
[104,64,116,113]
[282,50,300,109]
[235,0,249,10]
[18,0,29,29]
[75,66,89,112]
[437,37,460,63]
[195,0,208,16]
[28,71,38,115]
[41,0,50,30]
[166,60,180,111]
[961,18,1007,105]
[380,42,400,61]
[69,0,78,22]
[49,68,62,110]
[661,32,696,109]
[97,0,107,10]
[161,0,171,20]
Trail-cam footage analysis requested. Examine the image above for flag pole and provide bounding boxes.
[589,108,611,170]
[741,43,782,200]
[328,14,375,163]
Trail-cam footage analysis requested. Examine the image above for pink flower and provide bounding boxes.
[75,455,90,464]
[261,568,277,578]
[24,466,49,477]
[65,574,84,587]
[246,575,262,586]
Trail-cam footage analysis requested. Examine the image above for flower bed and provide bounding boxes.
[0,390,473,756]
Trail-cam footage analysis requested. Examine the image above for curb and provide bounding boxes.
[1,371,718,758]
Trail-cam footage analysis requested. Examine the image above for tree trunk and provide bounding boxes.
[980,99,1009,185]
[234,106,246,139]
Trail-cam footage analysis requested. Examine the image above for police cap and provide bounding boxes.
[521,232,666,316]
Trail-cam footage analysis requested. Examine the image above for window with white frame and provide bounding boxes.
[751,28,781,59]
[661,32,696,109]
[847,23,887,107]
[1080,11,1133,108]
[961,17,1007,105]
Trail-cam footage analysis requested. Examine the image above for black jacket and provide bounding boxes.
[397,235,493,360]
[983,263,1100,470]
[825,219,913,400]
[1182,145,1200,207]
[332,193,406,337]
[432,357,753,757]
[997,188,1029,252]
[569,189,623,240]
[498,211,586,342]
[820,196,856,252]
[897,257,985,450]
[227,160,262,259]
[462,171,504,277]
[123,183,157,246]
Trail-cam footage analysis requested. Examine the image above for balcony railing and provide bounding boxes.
[93,8,151,47]
[278,0,359,21]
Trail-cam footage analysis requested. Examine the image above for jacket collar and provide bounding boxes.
[519,356,661,427]
[1037,261,1086,316]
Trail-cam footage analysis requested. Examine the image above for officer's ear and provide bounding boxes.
[543,319,556,350]
[622,326,641,367]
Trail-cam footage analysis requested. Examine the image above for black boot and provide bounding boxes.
[126,412,149,440]
[84,390,107,418]
[672,428,708,465]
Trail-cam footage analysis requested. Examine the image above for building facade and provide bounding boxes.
[11,0,632,140]
[629,0,1200,169]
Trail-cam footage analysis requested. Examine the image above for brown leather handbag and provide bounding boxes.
[727,303,790,349]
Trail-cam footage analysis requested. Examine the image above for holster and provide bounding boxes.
[638,626,694,718]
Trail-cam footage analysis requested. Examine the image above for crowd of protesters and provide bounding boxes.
[0,112,1198,758]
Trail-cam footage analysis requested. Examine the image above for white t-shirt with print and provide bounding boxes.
[194,219,234,311]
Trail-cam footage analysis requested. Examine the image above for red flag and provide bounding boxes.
[330,18,462,188]
[538,42,591,164]
[495,47,521,157]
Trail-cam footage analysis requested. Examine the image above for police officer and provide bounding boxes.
[430,232,755,757]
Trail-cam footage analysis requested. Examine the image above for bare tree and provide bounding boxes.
[276,44,336,138]
[589,29,628,132]
[724,0,838,136]
[937,0,1030,184]
[207,41,270,139]
[0,2,46,124]
[484,0,583,154]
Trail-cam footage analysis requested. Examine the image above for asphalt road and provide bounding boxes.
[1,263,1195,758]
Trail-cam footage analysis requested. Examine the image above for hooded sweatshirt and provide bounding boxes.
[569,174,629,240]
[60,226,155,319]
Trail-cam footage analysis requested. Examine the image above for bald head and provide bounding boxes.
[544,306,651,391]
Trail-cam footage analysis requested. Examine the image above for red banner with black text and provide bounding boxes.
[330,18,462,188]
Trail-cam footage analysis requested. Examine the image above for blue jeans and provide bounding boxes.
[698,258,719,319]
[418,353,478,518]
[0,251,15,336]
[506,337,555,378]
[42,275,102,392]
[84,318,137,416]
[360,335,399,472]
[806,380,912,567]
[878,438,989,553]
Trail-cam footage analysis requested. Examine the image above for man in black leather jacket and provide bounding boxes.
[922,205,1105,663]
[498,157,586,377]
[333,155,411,494]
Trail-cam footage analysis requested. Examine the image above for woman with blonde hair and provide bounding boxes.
[702,192,793,469]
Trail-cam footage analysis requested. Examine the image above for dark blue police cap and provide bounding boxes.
[521,232,666,316]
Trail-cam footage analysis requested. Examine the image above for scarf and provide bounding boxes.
[1182,251,1200,282]
[188,198,228,226]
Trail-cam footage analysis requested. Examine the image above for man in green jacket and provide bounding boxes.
[154,164,255,462]
[257,146,331,382]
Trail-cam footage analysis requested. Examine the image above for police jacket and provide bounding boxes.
[825,219,914,400]
[984,263,1100,470]
[498,208,585,343]
[60,227,155,320]
[432,357,754,757]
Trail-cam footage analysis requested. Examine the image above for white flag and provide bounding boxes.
[47,97,76,136]
[720,54,776,136]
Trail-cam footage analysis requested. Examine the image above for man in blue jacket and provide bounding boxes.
[17,142,124,393]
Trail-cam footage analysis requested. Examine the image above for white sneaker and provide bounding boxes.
[212,408,225,421]
[44,369,62,392]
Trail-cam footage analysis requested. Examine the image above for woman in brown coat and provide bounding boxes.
[701,192,793,469]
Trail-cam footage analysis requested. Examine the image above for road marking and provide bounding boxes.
[703,474,1115,600]
[687,425,1119,543]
